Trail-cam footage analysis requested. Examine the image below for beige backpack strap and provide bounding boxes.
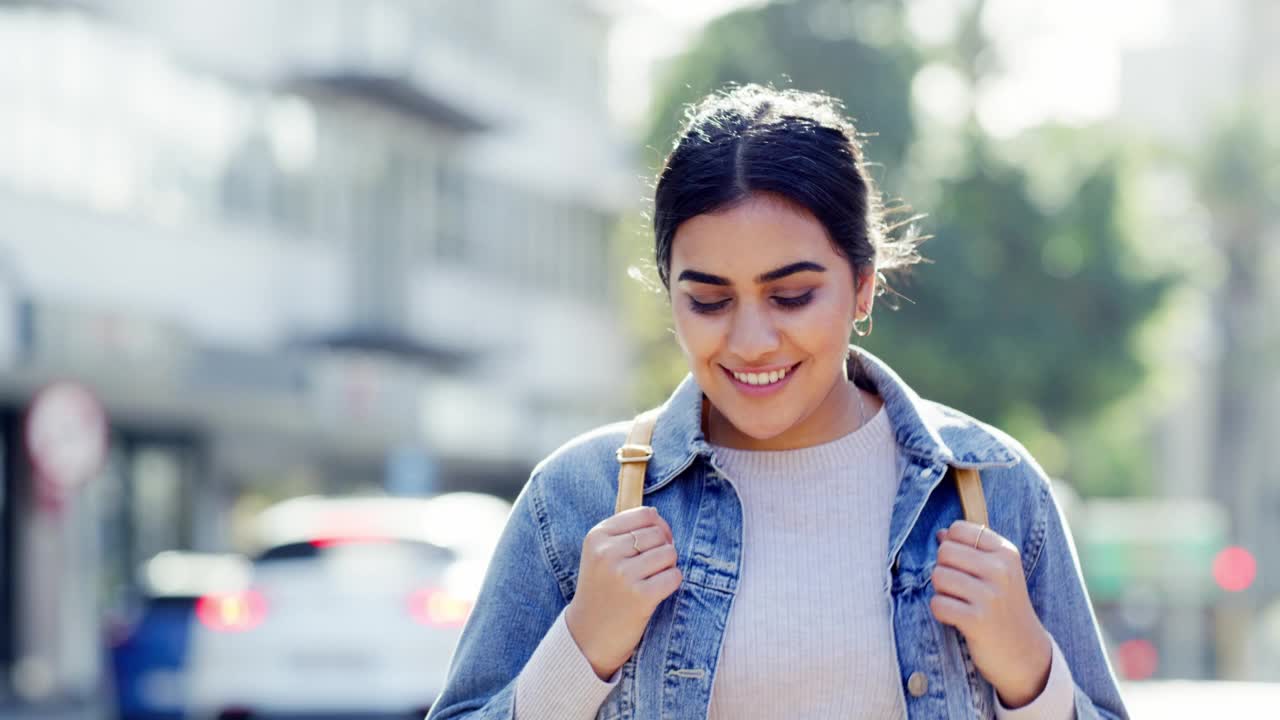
[615,408,661,514]
[952,466,988,526]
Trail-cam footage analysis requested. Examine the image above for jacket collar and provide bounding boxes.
[643,344,1019,495]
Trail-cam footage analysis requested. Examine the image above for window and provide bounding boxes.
[410,152,438,262]
[435,162,466,262]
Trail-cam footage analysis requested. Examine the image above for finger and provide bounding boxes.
[936,539,1004,581]
[652,513,674,544]
[620,541,678,581]
[606,526,668,558]
[599,506,664,535]
[944,520,1014,554]
[930,564,992,605]
[929,592,972,628]
[637,565,682,600]
[600,506,674,545]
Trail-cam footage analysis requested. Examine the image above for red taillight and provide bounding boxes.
[309,536,392,548]
[407,588,471,628]
[196,591,268,632]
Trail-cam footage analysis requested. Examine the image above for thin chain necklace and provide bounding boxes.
[852,379,868,431]
[848,355,868,430]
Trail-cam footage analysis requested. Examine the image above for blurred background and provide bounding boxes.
[0,0,1277,718]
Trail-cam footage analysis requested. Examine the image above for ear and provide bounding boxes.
[854,266,877,320]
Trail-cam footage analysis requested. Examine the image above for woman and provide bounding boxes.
[426,85,1129,719]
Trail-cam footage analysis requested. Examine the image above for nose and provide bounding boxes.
[726,300,780,362]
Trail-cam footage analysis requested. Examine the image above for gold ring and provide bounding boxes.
[973,525,987,550]
[631,531,641,554]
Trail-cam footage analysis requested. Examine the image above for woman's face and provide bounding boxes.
[668,192,876,449]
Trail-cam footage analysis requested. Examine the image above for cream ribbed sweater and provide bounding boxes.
[705,402,905,718]
[513,403,1075,719]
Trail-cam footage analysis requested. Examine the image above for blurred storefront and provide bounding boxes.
[1075,496,1230,680]
[0,1,635,716]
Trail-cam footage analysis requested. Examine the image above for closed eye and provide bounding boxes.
[687,290,815,315]
[688,297,730,314]
[774,291,814,308]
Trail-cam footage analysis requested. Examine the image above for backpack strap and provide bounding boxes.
[951,466,989,526]
[615,408,988,526]
[614,407,661,514]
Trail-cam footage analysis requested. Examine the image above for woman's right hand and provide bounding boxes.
[564,506,683,681]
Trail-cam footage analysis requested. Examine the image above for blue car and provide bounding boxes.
[107,552,251,720]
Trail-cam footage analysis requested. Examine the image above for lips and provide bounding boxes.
[721,361,802,396]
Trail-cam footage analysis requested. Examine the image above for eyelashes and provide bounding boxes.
[688,298,730,314]
[774,292,815,309]
[688,290,815,315]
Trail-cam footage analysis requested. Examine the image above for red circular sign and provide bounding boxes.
[1212,546,1257,593]
[24,381,108,509]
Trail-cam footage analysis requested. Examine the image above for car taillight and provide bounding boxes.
[310,536,392,548]
[195,590,267,632]
[407,588,471,628]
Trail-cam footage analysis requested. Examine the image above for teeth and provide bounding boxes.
[733,366,790,386]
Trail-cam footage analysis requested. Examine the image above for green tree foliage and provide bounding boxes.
[642,0,917,181]
[865,139,1171,493]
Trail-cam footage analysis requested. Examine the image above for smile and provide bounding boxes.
[722,361,802,396]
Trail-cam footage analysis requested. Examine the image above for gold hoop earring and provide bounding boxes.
[853,314,873,338]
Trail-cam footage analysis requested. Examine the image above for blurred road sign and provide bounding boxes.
[23,380,108,509]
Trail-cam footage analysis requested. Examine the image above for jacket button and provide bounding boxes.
[907,671,928,697]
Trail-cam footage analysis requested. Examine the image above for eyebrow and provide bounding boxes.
[676,261,827,286]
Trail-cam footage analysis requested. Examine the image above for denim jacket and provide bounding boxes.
[427,345,1129,719]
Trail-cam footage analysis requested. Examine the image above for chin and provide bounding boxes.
[718,403,797,441]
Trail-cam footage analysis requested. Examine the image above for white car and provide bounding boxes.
[185,493,510,719]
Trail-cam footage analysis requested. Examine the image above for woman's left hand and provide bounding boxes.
[930,520,1053,709]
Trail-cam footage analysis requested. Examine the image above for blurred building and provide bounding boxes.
[0,1,635,715]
